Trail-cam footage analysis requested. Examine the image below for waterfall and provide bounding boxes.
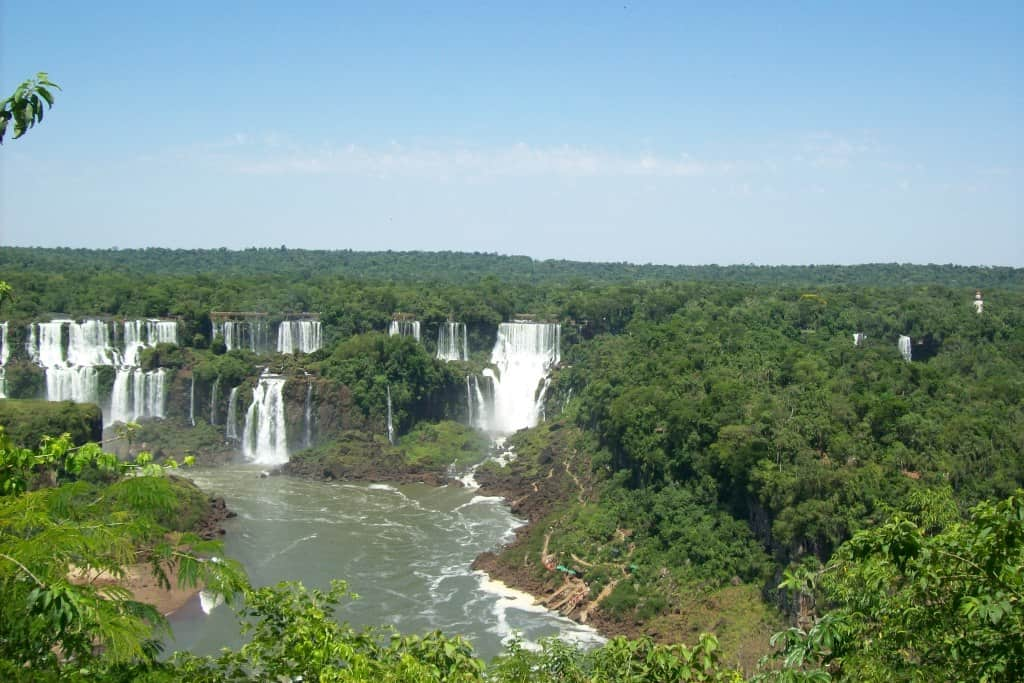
[386,385,395,444]
[469,374,493,431]
[898,335,912,362]
[303,380,313,448]
[277,320,322,354]
[243,373,288,465]
[110,368,166,424]
[67,320,117,367]
[437,322,469,361]
[465,375,473,426]
[210,377,220,425]
[216,320,270,353]
[34,320,70,367]
[479,322,560,434]
[124,319,178,366]
[388,320,421,341]
[0,322,8,398]
[853,333,866,347]
[46,366,100,404]
[189,376,196,426]
[226,386,240,441]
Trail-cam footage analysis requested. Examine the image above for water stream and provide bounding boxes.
[169,464,601,660]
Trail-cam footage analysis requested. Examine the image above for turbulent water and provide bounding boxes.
[169,464,602,660]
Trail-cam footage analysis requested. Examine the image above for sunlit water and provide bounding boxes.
[168,463,602,660]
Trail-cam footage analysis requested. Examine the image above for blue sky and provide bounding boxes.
[2,2,1021,265]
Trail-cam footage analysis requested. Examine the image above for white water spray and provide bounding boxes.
[437,322,469,361]
[226,386,240,441]
[898,335,912,362]
[388,320,421,341]
[243,373,288,465]
[277,320,322,354]
[477,323,560,434]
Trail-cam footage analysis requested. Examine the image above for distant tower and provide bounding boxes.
[973,290,984,314]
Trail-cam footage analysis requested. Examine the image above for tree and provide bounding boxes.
[760,491,1024,681]
[1,72,60,144]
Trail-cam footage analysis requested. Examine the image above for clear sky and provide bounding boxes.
[2,2,1021,265]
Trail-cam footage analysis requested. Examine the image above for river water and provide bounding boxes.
[168,463,602,660]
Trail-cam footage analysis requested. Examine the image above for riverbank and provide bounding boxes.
[469,421,782,673]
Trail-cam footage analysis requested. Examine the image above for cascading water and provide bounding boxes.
[242,373,288,465]
[0,322,8,398]
[388,320,421,341]
[189,376,196,426]
[477,322,560,434]
[225,386,240,441]
[386,385,395,444]
[437,322,469,361]
[277,320,322,354]
[898,335,912,362]
[110,368,166,424]
[216,320,271,354]
[210,377,220,425]
[303,380,313,448]
[67,320,118,367]
[853,332,866,347]
[123,319,178,366]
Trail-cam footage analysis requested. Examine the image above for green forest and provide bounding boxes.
[1,248,1022,681]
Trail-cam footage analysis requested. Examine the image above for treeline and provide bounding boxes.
[2,246,1022,287]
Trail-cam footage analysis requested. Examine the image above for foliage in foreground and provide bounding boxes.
[0,431,247,680]
[760,490,1024,682]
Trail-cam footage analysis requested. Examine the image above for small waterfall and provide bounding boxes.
[34,320,70,367]
[469,374,493,431]
[465,375,473,426]
[277,320,322,354]
[226,386,240,441]
[853,333,866,347]
[216,320,271,353]
[210,377,221,425]
[124,319,178,365]
[189,376,196,426]
[303,380,313,448]
[0,322,8,398]
[437,322,469,361]
[480,322,561,434]
[388,320,421,341]
[243,373,288,465]
[110,368,166,424]
[898,335,912,362]
[386,385,395,444]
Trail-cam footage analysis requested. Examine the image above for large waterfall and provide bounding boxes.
[25,319,177,425]
[898,335,912,362]
[277,320,323,354]
[388,320,421,341]
[437,322,469,362]
[474,322,560,434]
[242,373,288,465]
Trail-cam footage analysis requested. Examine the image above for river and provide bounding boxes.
[167,463,602,660]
